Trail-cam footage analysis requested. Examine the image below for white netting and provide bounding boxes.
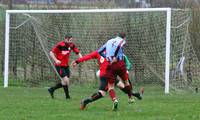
[170,10,200,91]
[6,9,200,91]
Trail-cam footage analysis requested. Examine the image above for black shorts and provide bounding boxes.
[99,76,108,91]
[56,66,70,78]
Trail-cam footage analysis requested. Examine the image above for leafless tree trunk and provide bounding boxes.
[8,0,12,9]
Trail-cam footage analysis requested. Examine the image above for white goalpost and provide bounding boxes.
[3,8,173,93]
[4,12,10,88]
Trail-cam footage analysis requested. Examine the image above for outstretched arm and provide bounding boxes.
[71,51,98,67]
[76,51,98,63]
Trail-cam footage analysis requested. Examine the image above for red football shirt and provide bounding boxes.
[52,41,80,67]
[76,50,109,77]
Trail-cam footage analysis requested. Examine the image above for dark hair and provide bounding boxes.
[118,32,126,39]
[64,34,72,39]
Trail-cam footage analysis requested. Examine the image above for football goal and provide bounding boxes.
[3,8,200,93]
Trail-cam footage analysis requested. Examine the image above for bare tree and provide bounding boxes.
[8,0,12,9]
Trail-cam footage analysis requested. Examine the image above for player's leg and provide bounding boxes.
[61,66,71,99]
[131,87,143,100]
[96,70,100,79]
[48,83,62,99]
[115,77,135,103]
[48,66,63,98]
[61,76,70,99]
[116,77,128,95]
[106,64,119,111]
[118,77,143,100]
[117,61,133,103]
[127,77,143,100]
[126,71,144,100]
[80,76,107,110]
[107,83,119,111]
[80,90,105,110]
[122,79,144,100]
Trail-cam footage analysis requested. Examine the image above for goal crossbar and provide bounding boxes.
[6,8,171,13]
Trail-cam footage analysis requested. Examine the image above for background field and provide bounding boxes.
[0,85,200,120]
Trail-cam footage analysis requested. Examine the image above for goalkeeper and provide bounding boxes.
[71,50,143,110]
[48,34,82,99]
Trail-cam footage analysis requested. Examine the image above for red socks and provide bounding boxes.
[109,89,117,101]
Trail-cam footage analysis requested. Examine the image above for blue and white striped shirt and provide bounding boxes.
[98,37,126,62]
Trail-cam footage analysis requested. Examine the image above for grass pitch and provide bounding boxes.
[0,85,200,120]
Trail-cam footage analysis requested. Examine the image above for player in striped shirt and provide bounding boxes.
[98,32,132,111]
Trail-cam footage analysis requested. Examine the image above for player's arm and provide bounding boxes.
[76,51,98,64]
[50,45,61,65]
[71,51,98,67]
[72,44,82,58]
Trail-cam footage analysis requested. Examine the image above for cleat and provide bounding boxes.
[132,87,144,100]
[112,100,118,111]
[48,88,54,99]
[66,95,71,99]
[133,93,142,100]
[80,99,88,110]
[128,97,135,103]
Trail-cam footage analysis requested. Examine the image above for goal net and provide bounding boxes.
[4,9,200,92]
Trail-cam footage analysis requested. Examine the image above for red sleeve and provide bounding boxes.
[76,51,98,63]
[71,44,80,54]
[51,42,60,54]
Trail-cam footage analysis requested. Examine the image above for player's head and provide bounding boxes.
[118,32,126,39]
[64,34,73,43]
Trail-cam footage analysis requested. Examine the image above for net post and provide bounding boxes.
[4,11,10,88]
[165,8,171,94]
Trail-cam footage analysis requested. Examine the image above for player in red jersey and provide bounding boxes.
[71,50,143,110]
[71,51,108,106]
[48,34,82,99]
